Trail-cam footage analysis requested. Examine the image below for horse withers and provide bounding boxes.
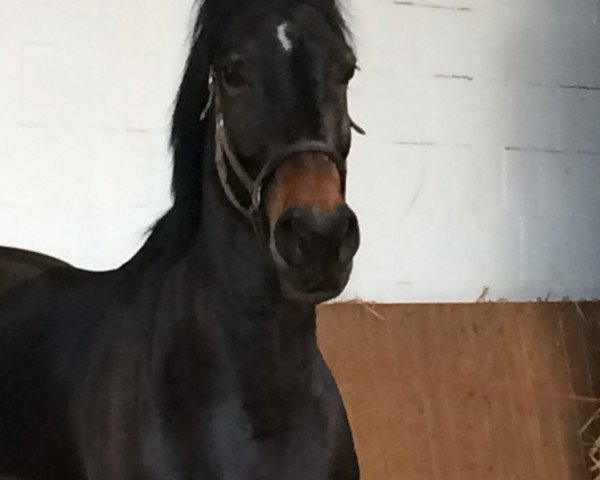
[0,0,363,478]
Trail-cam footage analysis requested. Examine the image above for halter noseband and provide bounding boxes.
[201,68,363,237]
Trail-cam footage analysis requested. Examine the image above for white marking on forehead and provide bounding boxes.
[276,22,293,52]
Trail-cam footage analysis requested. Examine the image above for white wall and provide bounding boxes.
[0,0,599,302]
[0,0,192,268]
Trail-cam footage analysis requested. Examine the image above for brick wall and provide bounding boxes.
[343,0,600,301]
[0,0,193,269]
[0,0,598,302]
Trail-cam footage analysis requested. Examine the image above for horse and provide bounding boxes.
[0,247,70,296]
[0,0,363,478]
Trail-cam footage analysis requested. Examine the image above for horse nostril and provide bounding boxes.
[338,209,359,263]
[331,209,351,243]
[290,214,315,242]
[274,215,303,266]
[274,207,359,267]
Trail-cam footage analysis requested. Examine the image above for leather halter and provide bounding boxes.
[200,69,363,237]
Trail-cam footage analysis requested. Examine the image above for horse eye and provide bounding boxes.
[221,64,246,90]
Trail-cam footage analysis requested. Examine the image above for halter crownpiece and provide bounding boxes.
[203,67,362,237]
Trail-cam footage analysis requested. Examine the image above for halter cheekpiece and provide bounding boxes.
[200,68,363,237]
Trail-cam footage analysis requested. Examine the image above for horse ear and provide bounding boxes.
[350,118,365,135]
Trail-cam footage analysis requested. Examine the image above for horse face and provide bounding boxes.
[214,3,360,303]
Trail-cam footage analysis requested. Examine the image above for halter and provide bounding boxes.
[201,68,364,238]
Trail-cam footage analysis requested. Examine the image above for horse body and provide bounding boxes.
[0,183,357,480]
[0,265,115,479]
[0,0,362,478]
[0,247,70,296]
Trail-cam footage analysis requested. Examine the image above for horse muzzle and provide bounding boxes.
[264,152,359,303]
[271,204,359,303]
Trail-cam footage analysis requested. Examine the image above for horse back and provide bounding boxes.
[0,254,117,480]
[0,246,70,298]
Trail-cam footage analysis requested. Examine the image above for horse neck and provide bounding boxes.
[198,145,318,341]
[154,145,320,398]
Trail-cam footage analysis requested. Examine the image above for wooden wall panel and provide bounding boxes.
[317,302,600,480]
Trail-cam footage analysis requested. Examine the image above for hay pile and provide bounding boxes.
[581,407,600,478]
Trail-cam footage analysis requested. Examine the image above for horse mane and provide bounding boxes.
[134,0,350,265]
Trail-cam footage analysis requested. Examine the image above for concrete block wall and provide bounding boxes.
[0,0,598,302]
[0,0,193,269]
[343,0,600,301]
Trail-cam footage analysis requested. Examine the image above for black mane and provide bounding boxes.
[138,0,350,264]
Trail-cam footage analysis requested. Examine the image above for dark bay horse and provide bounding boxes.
[0,0,362,478]
[0,247,70,296]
